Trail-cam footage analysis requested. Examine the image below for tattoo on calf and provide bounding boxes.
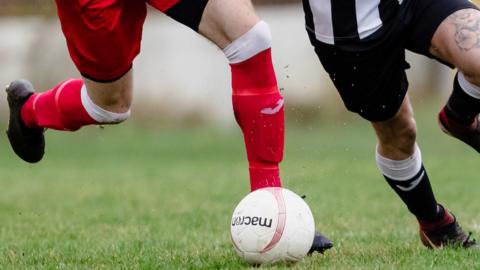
[449,10,480,51]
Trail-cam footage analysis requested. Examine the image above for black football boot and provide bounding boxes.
[6,80,45,163]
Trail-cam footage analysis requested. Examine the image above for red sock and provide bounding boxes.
[231,49,284,191]
[21,79,97,131]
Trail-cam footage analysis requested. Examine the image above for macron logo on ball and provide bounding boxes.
[231,216,273,228]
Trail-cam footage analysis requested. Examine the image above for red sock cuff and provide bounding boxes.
[249,163,281,191]
[419,207,455,232]
[21,94,39,129]
[440,107,477,134]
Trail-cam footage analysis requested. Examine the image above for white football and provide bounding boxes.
[230,187,315,265]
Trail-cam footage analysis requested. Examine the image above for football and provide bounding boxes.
[230,187,315,265]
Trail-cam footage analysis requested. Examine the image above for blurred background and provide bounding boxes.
[0,0,456,127]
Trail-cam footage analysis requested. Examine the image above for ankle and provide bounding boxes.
[418,205,454,232]
[249,164,281,191]
[440,107,477,130]
[20,94,39,129]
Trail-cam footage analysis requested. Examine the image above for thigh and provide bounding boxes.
[430,8,480,75]
[405,0,477,62]
[151,0,260,49]
[313,40,410,122]
[55,0,147,82]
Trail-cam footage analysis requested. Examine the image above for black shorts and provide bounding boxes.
[310,0,477,122]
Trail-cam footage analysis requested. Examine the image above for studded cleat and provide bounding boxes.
[419,207,477,249]
[6,80,45,163]
[309,231,333,254]
[438,107,480,153]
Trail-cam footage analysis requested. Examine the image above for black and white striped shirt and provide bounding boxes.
[303,0,403,44]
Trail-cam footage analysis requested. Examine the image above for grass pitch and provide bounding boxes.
[0,109,479,269]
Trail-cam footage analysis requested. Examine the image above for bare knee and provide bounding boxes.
[82,70,133,124]
[373,112,417,159]
[381,119,416,151]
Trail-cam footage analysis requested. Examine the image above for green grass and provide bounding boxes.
[0,108,479,269]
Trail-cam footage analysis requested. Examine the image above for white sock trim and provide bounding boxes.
[375,144,422,181]
[80,85,130,123]
[223,21,272,64]
[458,72,480,99]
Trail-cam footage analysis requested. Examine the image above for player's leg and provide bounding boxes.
[6,1,146,163]
[153,0,331,252]
[6,74,132,163]
[153,0,282,191]
[199,1,333,253]
[429,8,480,152]
[16,72,132,131]
[197,0,284,192]
[373,96,475,248]
[371,97,449,224]
[396,0,480,248]
[309,24,476,247]
[150,0,282,189]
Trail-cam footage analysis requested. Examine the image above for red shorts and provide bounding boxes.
[55,0,181,81]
